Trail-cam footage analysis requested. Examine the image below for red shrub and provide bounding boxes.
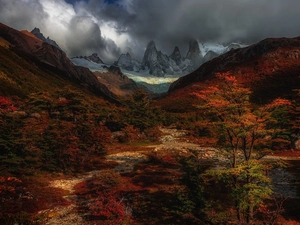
[161,154,178,165]
[0,96,17,112]
[90,194,125,222]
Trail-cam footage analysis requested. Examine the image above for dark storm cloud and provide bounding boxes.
[0,0,121,63]
[65,15,121,62]
[83,0,300,58]
[1,0,300,62]
[66,16,105,56]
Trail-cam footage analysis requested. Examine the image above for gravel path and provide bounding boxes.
[105,151,149,173]
[42,128,300,224]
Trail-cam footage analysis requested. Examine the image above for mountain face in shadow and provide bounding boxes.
[158,36,300,111]
[0,23,116,101]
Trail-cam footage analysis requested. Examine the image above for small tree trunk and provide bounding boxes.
[246,169,253,224]
[246,204,254,224]
[232,175,242,222]
[235,200,242,222]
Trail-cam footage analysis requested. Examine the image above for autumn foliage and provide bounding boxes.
[193,72,292,224]
[0,96,17,113]
[0,90,116,174]
[0,44,299,224]
[193,72,292,162]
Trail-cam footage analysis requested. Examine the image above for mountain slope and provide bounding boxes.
[95,65,146,96]
[0,23,116,101]
[31,27,61,50]
[71,53,147,96]
[159,37,300,111]
[72,53,104,65]
[0,37,111,109]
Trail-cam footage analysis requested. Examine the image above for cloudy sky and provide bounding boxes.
[0,0,300,63]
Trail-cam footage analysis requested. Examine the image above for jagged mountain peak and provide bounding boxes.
[115,52,141,72]
[142,40,159,73]
[186,39,201,57]
[169,36,300,98]
[86,53,104,64]
[31,27,41,33]
[72,53,104,64]
[173,46,180,52]
[170,46,182,65]
[31,27,46,41]
[116,40,245,78]
[172,46,180,54]
[186,39,203,69]
[116,52,133,70]
[31,27,61,50]
[147,40,156,49]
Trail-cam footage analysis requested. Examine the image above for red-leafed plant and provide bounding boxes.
[193,72,291,224]
[0,96,17,112]
[161,154,178,166]
[90,194,126,222]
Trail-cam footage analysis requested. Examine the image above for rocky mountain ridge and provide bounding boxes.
[94,65,149,96]
[156,36,300,114]
[115,40,201,77]
[31,27,62,50]
[115,52,141,71]
[169,36,300,95]
[116,40,245,77]
[70,53,148,96]
[72,53,104,64]
[0,23,116,101]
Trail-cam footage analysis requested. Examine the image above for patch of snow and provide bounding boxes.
[199,42,248,57]
[70,58,109,73]
[199,42,226,56]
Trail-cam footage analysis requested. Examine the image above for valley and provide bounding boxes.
[70,37,246,94]
[0,22,300,224]
[4,128,299,225]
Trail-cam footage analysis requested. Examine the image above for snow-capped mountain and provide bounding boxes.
[116,40,202,77]
[116,40,246,78]
[85,53,104,64]
[71,41,247,93]
[113,40,247,92]
[200,42,247,62]
[27,26,246,94]
[224,43,246,53]
[71,53,108,72]
[203,50,219,63]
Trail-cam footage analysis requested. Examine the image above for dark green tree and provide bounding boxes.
[0,115,25,174]
[122,90,163,131]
